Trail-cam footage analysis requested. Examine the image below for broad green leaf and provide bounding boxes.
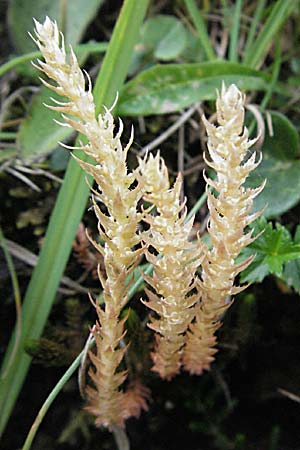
[128,15,189,75]
[262,111,299,160]
[8,0,105,53]
[240,218,300,283]
[155,20,187,60]
[247,111,300,218]
[18,87,73,163]
[282,226,300,294]
[141,15,187,61]
[117,62,285,116]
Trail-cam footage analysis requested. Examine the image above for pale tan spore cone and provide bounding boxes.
[138,153,203,380]
[32,17,148,429]
[183,83,265,375]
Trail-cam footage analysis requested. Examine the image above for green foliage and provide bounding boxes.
[18,88,72,163]
[243,0,295,68]
[129,14,205,74]
[248,111,300,218]
[240,218,300,284]
[117,61,282,116]
[141,15,187,61]
[183,0,215,61]
[282,226,300,294]
[8,0,105,53]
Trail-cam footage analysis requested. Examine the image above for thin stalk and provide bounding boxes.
[184,0,215,61]
[58,0,68,36]
[112,426,130,450]
[260,41,281,110]
[243,0,267,61]
[186,190,207,222]
[229,0,243,62]
[21,351,83,450]
[0,0,150,437]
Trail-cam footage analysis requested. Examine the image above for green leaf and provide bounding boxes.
[240,218,300,283]
[247,111,300,218]
[18,87,73,163]
[263,111,299,160]
[141,15,187,61]
[183,31,205,62]
[117,61,285,116]
[154,20,187,60]
[8,0,105,53]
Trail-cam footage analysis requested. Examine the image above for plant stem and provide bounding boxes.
[112,425,130,450]
[21,352,83,450]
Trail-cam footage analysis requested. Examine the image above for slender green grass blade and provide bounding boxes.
[0,132,17,140]
[0,42,108,78]
[248,38,281,136]
[260,39,282,110]
[0,226,22,380]
[184,0,215,61]
[243,0,267,60]
[0,0,150,438]
[229,0,243,62]
[243,0,295,68]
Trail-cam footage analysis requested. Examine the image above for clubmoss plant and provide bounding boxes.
[31,17,264,434]
[183,83,265,374]
[138,153,203,379]
[32,17,147,429]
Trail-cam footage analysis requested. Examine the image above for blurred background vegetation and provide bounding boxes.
[1,0,300,449]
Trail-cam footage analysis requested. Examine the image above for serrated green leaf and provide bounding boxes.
[117,61,286,116]
[8,0,105,53]
[240,219,300,283]
[247,111,300,218]
[17,87,73,163]
[282,226,300,294]
[240,251,270,283]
